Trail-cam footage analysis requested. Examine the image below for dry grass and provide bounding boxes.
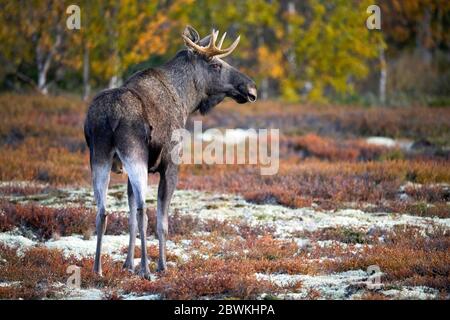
[0,138,89,184]
[365,201,450,219]
[0,201,127,240]
[0,94,90,184]
[120,235,309,299]
[281,133,388,161]
[193,100,450,146]
[0,201,274,241]
[0,244,128,299]
[178,159,450,215]
[0,245,69,299]
[122,258,284,299]
[323,226,450,291]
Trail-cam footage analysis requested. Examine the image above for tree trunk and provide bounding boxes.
[36,44,51,95]
[260,78,269,100]
[257,32,269,100]
[287,1,297,69]
[109,75,121,89]
[379,46,387,105]
[83,4,91,101]
[108,40,121,88]
[83,44,90,101]
[108,3,121,89]
[34,30,62,95]
[37,67,49,95]
[416,6,432,64]
[286,2,298,98]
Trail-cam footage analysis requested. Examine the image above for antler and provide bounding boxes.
[182,28,240,59]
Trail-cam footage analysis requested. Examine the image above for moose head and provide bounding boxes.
[181,26,257,114]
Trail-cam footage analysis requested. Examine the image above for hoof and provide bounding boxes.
[139,270,152,280]
[157,261,167,273]
[122,260,135,273]
[93,269,103,277]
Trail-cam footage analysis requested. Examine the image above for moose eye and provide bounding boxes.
[210,63,221,71]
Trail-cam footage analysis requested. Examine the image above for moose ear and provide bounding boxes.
[183,25,200,44]
[198,35,212,47]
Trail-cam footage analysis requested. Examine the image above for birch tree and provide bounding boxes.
[0,0,67,94]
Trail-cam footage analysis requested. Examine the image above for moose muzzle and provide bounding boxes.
[247,85,257,102]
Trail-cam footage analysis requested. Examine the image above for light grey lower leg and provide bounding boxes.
[94,208,108,275]
[123,179,137,271]
[157,165,178,272]
[137,207,150,277]
[92,163,111,276]
[122,159,149,279]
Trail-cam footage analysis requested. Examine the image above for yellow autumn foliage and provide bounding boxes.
[5,0,448,103]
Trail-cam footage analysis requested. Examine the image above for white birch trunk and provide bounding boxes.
[379,46,387,105]
[83,44,91,101]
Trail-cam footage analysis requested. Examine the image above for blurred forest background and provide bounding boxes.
[0,0,449,106]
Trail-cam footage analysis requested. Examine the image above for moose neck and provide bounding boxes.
[158,51,206,115]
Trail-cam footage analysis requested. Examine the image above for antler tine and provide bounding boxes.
[183,27,240,59]
[210,29,219,48]
[218,32,227,49]
[182,34,205,52]
[215,35,240,59]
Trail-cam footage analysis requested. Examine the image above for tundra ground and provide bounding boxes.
[0,94,449,299]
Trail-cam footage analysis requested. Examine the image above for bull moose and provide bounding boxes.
[84,26,257,278]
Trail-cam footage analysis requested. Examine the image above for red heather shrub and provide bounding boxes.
[0,245,69,299]
[0,201,128,239]
[122,258,279,299]
[323,227,450,290]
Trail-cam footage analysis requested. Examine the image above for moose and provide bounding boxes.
[84,26,257,278]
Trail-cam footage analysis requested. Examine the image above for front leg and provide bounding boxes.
[156,164,178,272]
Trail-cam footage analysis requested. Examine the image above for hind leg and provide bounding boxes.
[157,164,178,272]
[118,151,149,279]
[127,162,149,278]
[92,160,113,276]
[123,178,137,272]
[114,118,150,278]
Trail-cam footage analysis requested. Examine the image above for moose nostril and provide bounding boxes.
[247,86,257,102]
